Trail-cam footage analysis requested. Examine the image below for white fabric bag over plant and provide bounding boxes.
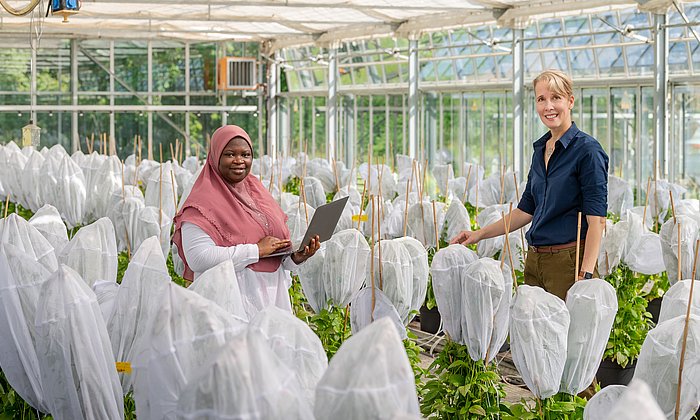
[634,314,700,420]
[622,212,665,275]
[430,244,479,342]
[89,155,122,220]
[107,236,172,394]
[584,384,627,420]
[659,215,699,285]
[322,229,370,308]
[608,175,634,216]
[132,283,247,420]
[35,265,123,420]
[444,199,471,243]
[315,317,420,420]
[20,149,45,212]
[649,180,687,224]
[460,258,510,363]
[0,213,58,273]
[144,162,179,222]
[54,156,87,228]
[302,176,327,209]
[28,204,69,253]
[598,219,628,276]
[249,306,328,405]
[606,379,667,420]
[394,237,429,324]
[286,203,316,251]
[0,243,51,413]
[296,245,327,313]
[136,205,172,258]
[362,198,392,241]
[510,285,570,399]
[560,279,618,395]
[406,201,446,248]
[189,259,248,322]
[476,204,510,258]
[658,280,700,324]
[37,147,63,215]
[0,143,27,202]
[108,195,145,253]
[350,287,407,340]
[433,164,454,196]
[59,217,117,288]
[174,329,314,420]
[370,239,413,323]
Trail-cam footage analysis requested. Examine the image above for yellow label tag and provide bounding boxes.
[116,362,132,374]
[351,214,368,222]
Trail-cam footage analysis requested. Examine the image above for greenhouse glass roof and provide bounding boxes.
[0,0,687,47]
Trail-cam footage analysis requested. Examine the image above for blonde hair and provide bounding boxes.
[533,69,573,97]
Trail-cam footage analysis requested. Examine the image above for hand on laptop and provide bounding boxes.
[257,236,292,258]
[291,235,321,265]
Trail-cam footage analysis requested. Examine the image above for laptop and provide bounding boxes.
[264,196,350,258]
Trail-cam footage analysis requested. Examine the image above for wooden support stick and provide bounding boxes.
[675,239,698,420]
[463,165,472,204]
[422,158,428,199]
[678,223,683,283]
[357,179,368,230]
[432,200,440,251]
[300,177,309,227]
[170,169,178,212]
[575,212,582,282]
[642,176,651,230]
[370,196,376,321]
[169,142,175,163]
[159,143,163,163]
[445,165,450,199]
[670,190,677,225]
[378,197,383,290]
[4,195,10,219]
[346,162,355,190]
[475,177,480,219]
[513,172,527,260]
[499,164,505,205]
[692,239,699,281]
[403,162,414,237]
[332,157,340,192]
[501,205,517,289]
[158,164,163,229]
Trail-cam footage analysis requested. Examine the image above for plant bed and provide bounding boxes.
[419,304,441,334]
[596,358,636,388]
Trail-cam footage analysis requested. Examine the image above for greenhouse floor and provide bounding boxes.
[408,323,533,404]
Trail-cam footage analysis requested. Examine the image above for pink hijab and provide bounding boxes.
[172,125,289,280]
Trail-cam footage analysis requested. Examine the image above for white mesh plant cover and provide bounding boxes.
[90,155,123,220]
[444,199,471,243]
[0,143,27,203]
[350,287,408,340]
[172,161,193,197]
[108,195,145,253]
[93,279,119,324]
[280,192,300,214]
[307,158,337,193]
[35,264,123,420]
[658,280,700,324]
[406,201,446,248]
[460,258,510,363]
[286,203,316,250]
[430,244,479,342]
[447,177,468,203]
[598,219,629,276]
[252,155,273,180]
[510,285,571,399]
[633,314,700,419]
[675,199,700,225]
[608,175,634,216]
[189,259,248,322]
[499,230,527,272]
[182,155,201,175]
[394,237,429,324]
[622,212,665,275]
[560,279,618,395]
[334,185,363,209]
[132,282,247,420]
[136,158,161,187]
[77,152,105,221]
[107,236,172,394]
[144,162,179,222]
[396,154,413,175]
[322,229,370,308]
[468,175,503,207]
[584,384,627,420]
[302,176,327,209]
[134,205,172,257]
[54,156,87,228]
[177,166,203,212]
[314,317,420,420]
[59,217,117,288]
[296,245,327,313]
[359,163,396,200]
[20,149,45,212]
[0,243,51,412]
[659,215,700,285]
[28,204,69,253]
[363,198,393,242]
[249,306,328,406]
[0,213,58,273]
[649,180,687,224]
[383,199,407,239]
[334,194,357,234]
[37,147,65,214]
[476,204,510,258]
[433,164,454,196]
[173,329,314,420]
[605,379,667,420]
[370,239,413,324]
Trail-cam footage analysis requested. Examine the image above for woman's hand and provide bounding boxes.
[257,236,292,258]
[291,235,321,265]
[450,230,482,246]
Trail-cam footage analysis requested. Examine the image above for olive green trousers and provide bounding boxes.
[523,245,599,301]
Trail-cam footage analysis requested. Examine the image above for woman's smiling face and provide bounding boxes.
[535,81,574,134]
[218,136,252,184]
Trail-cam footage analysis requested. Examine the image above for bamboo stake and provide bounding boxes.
[422,158,428,198]
[642,176,651,230]
[4,195,10,218]
[501,206,517,290]
[332,158,340,192]
[445,166,450,199]
[159,143,163,163]
[378,196,383,290]
[463,165,472,204]
[432,200,440,251]
[121,162,132,259]
[357,179,368,230]
[346,162,355,190]
[670,190,677,225]
[300,177,309,227]
[692,239,699,281]
[678,223,683,283]
[378,162,386,219]
[475,177,480,219]
[499,164,505,205]
[169,142,176,163]
[403,161,414,237]
[370,196,376,321]
[675,239,698,420]
[158,163,163,229]
[137,135,142,165]
[170,169,178,212]
[575,212,582,282]
[90,133,95,154]
[513,172,527,260]
[367,147,372,200]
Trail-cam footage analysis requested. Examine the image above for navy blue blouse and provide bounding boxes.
[517,122,609,246]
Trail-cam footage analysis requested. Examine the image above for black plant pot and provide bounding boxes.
[596,358,636,388]
[419,305,441,334]
[647,297,663,325]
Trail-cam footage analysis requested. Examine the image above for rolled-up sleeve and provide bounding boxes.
[517,170,536,216]
[578,144,609,217]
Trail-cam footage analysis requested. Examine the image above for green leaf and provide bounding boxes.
[469,405,486,416]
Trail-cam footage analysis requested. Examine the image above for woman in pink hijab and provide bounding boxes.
[173,125,319,317]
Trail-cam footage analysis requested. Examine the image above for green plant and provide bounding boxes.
[284,176,301,195]
[504,393,587,420]
[603,264,654,367]
[0,370,52,420]
[403,330,426,388]
[307,304,351,360]
[289,275,313,321]
[420,340,506,419]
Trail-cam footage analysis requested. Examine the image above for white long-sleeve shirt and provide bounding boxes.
[181,222,298,318]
